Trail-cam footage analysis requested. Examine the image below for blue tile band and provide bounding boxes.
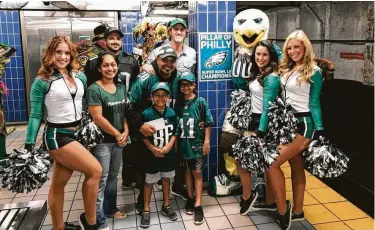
[0,10,27,122]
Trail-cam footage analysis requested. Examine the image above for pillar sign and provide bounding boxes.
[340,52,365,60]
[198,32,233,81]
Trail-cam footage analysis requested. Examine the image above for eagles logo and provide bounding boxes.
[205,51,227,68]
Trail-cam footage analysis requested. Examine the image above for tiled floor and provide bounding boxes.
[2,125,374,230]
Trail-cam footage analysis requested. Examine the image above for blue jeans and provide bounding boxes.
[94,143,123,228]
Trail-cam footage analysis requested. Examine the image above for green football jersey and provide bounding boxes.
[142,106,178,173]
[176,96,214,159]
[129,72,180,109]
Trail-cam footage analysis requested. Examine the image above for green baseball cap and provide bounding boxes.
[178,72,196,83]
[169,18,187,28]
[151,82,170,94]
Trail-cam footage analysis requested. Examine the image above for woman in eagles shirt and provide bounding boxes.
[87,52,129,230]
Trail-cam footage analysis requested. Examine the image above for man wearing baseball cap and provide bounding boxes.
[85,27,139,89]
[127,45,185,214]
[76,23,108,67]
[143,18,196,75]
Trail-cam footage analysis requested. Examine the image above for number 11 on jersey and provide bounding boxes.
[179,118,195,138]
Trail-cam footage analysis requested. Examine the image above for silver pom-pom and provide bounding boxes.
[0,144,52,193]
[228,90,252,130]
[303,136,349,178]
[232,133,268,173]
[266,97,298,145]
[75,110,104,152]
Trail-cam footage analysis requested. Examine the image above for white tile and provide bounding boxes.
[201,195,218,206]
[160,221,185,230]
[183,219,210,230]
[206,216,232,230]
[216,196,238,204]
[202,205,225,218]
[227,214,254,228]
[67,209,83,222]
[220,203,240,215]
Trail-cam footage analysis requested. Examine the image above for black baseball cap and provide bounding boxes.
[92,24,108,42]
[104,27,124,38]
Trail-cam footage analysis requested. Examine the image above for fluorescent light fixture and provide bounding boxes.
[151,9,188,15]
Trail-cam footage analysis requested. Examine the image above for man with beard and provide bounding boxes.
[85,27,139,89]
[127,46,182,214]
[84,27,140,189]
[143,18,196,74]
[141,18,196,200]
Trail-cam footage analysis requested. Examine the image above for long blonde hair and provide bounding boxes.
[279,30,315,84]
[37,36,80,78]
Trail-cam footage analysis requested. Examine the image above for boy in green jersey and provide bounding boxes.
[140,82,178,228]
[175,72,214,225]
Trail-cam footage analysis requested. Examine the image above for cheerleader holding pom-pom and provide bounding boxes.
[21,36,102,230]
[232,40,280,216]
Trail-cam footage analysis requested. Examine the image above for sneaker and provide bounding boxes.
[156,180,162,191]
[240,191,258,216]
[79,213,98,230]
[121,182,136,189]
[185,198,195,215]
[276,200,292,230]
[252,201,277,211]
[160,205,178,221]
[171,183,188,201]
[64,222,81,230]
[291,211,305,222]
[193,206,204,225]
[140,211,151,228]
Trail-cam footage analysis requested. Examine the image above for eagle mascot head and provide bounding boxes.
[233,9,270,52]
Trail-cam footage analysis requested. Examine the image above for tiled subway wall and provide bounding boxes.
[189,1,236,181]
[0,10,27,122]
[119,12,142,55]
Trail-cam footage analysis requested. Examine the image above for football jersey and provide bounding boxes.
[142,106,178,173]
[176,96,214,159]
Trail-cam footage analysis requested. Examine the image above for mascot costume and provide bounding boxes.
[209,9,282,197]
[133,21,168,65]
[0,43,16,158]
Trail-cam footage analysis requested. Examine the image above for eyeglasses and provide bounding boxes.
[153,94,169,99]
[180,83,194,88]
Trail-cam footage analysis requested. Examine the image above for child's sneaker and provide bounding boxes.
[79,213,98,230]
[252,201,277,211]
[185,198,195,215]
[161,205,178,221]
[193,206,204,225]
[291,211,305,222]
[140,211,151,228]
